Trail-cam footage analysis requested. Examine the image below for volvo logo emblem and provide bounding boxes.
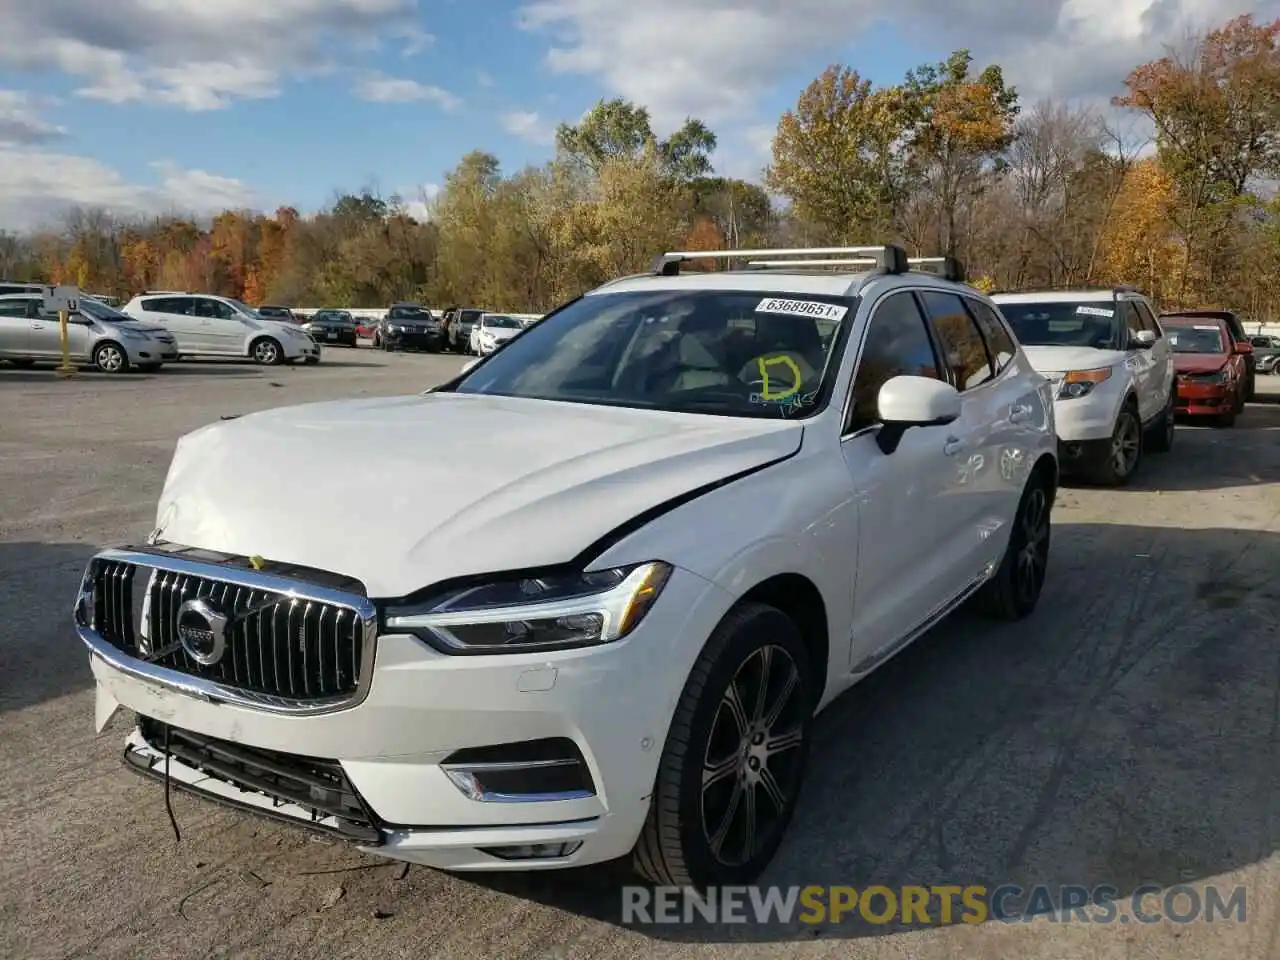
[175,598,229,666]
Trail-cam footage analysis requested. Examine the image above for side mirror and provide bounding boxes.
[1235,340,1253,355]
[460,357,481,374]
[875,376,961,455]
[1130,329,1157,349]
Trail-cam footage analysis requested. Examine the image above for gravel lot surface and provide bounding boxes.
[1,350,1278,960]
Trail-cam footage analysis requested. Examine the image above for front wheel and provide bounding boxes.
[1087,405,1142,486]
[632,603,813,888]
[250,337,283,365]
[93,341,129,374]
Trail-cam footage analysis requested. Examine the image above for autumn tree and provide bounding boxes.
[900,50,1019,258]
[1116,14,1280,301]
[556,98,717,182]
[766,66,910,243]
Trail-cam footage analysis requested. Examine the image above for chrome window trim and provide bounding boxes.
[75,546,378,717]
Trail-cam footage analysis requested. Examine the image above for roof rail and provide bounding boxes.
[745,258,879,269]
[652,245,910,277]
[908,256,966,283]
[1113,283,1140,294]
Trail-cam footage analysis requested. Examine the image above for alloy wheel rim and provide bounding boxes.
[1111,414,1139,475]
[99,346,122,371]
[700,644,806,868]
[257,342,277,362]
[1015,487,1049,604]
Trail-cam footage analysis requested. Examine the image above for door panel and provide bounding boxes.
[842,290,966,670]
[29,308,90,359]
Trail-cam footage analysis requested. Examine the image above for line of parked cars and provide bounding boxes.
[0,283,322,373]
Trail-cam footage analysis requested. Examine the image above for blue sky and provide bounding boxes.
[0,0,1259,229]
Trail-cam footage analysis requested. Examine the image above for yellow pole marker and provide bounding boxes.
[55,308,76,378]
[249,555,266,571]
[757,355,803,400]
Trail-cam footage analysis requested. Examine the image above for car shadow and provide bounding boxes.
[463,522,1280,942]
[1065,403,1280,493]
[0,541,99,715]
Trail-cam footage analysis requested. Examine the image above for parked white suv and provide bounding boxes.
[77,245,1057,888]
[992,287,1175,485]
[121,293,319,365]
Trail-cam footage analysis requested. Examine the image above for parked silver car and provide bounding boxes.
[0,293,177,373]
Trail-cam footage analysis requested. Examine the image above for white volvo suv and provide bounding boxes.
[121,293,319,365]
[992,288,1176,485]
[77,246,1058,888]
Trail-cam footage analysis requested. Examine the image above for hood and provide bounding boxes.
[1019,345,1126,375]
[1173,353,1229,374]
[154,394,803,597]
[482,327,520,340]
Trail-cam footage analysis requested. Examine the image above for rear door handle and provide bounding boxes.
[1009,403,1032,423]
[943,436,966,456]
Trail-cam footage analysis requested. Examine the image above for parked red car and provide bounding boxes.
[1160,314,1253,427]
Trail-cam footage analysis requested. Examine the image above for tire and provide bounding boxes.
[93,341,129,374]
[250,337,283,365]
[632,603,814,888]
[974,472,1052,620]
[1087,403,1142,486]
[1145,389,1176,454]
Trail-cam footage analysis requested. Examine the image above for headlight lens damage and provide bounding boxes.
[383,561,673,654]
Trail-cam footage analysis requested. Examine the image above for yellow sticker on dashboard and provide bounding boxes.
[757,355,803,400]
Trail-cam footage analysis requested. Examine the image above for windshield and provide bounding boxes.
[484,315,521,329]
[998,300,1119,348]
[453,289,853,419]
[1163,322,1226,354]
[258,306,288,317]
[227,298,261,319]
[78,298,137,323]
[459,310,482,323]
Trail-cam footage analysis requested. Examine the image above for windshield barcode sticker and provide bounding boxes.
[1076,305,1114,317]
[756,297,847,322]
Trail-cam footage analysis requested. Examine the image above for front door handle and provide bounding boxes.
[1009,403,1032,423]
[943,436,966,456]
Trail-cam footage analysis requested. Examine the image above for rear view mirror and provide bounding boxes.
[875,376,961,455]
[1235,340,1253,355]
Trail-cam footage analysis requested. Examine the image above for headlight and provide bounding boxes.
[1057,366,1112,399]
[119,328,150,341]
[383,561,673,654]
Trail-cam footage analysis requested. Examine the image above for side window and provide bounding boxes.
[0,299,30,318]
[193,298,219,319]
[919,290,994,391]
[845,292,943,434]
[1119,301,1143,339]
[1133,301,1161,335]
[965,298,1017,373]
[212,300,236,320]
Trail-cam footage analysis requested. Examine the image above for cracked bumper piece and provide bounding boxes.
[91,564,729,870]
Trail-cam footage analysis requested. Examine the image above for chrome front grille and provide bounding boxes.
[76,548,377,714]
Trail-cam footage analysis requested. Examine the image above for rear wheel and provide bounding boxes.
[1145,388,1176,454]
[633,603,813,888]
[975,472,1052,620]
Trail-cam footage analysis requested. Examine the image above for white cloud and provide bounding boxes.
[501,110,557,145]
[0,0,427,111]
[519,0,1276,162]
[0,149,256,230]
[394,183,439,222]
[0,90,65,145]
[356,73,461,110]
